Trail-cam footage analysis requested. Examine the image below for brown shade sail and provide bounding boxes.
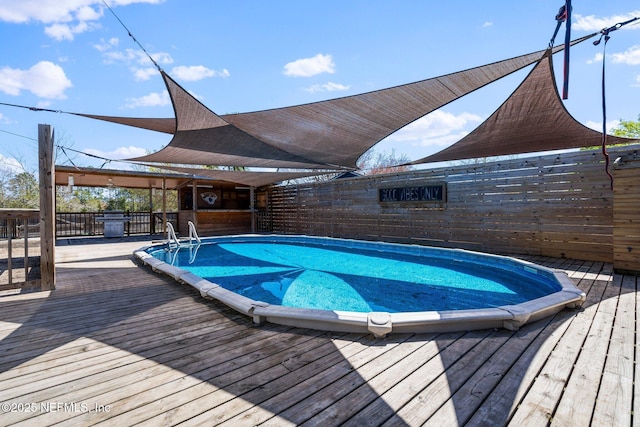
[79,40,593,170]
[409,48,637,165]
[152,166,335,187]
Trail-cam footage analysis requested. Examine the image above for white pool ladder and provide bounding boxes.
[166,222,180,250]
[188,221,201,244]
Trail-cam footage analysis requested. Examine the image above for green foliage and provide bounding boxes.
[612,115,640,139]
[58,186,178,213]
[56,187,105,212]
[580,115,640,151]
[1,172,39,208]
[0,167,178,212]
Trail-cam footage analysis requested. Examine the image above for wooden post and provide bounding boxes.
[38,124,55,290]
[149,186,154,235]
[192,180,198,232]
[162,177,167,238]
[7,218,12,287]
[250,186,256,233]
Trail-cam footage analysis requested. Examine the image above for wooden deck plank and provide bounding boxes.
[507,267,616,426]
[380,329,508,426]
[550,274,622,426]
[0,240,634,427]
[464,261,607,426]
[424,318,557,425]
[328,333,465,427]
[43,324,306,426]
[591,274,636,426]
[0,307,236,375]
[174,334,396,427]
[287,333,462,427]
[107,330,353,426]
[216,333,389,426]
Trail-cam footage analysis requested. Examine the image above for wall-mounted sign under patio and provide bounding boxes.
[379,184,446,203]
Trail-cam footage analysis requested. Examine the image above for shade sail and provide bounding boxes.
[71,114,176,134]
[154,166,334,187]
[114,39,594,169]
[409,48,637,165]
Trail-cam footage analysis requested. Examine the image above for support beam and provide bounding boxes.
[38,124,55,290]
[250,186,256,233]
[162,177,167,238]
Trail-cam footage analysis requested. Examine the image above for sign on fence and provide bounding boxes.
[379,184,446,203]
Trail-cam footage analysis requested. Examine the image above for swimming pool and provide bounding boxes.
[134,235,585,337]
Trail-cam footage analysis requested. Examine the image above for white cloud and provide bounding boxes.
[284,53,335,77]
[45,20,98,41]
[171,65,230,81]
[585,119,620,133]
[44,23,75,41]
[0,61,72,99]
[587,52,604,64]
[150,52,173,66]
[76,5,102,21]
[124,90,170,108]
[587,46,640,66]
[389,110,483,147]
[611,45,640,65]
[96,42,181,81]
[574,11,640,32]
[102,48,172,66]
[93,37,119,52]
[83,145,148,160]
[0,0,164,40]
[482,21,493,28]
[133,67,159,81]
[304,82,350,93]
[635,74,640,87]
[0,154,24,174]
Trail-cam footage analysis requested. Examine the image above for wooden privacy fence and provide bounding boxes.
[613,149,640,273]
[263,145,640,270]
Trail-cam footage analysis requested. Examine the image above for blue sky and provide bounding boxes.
[0,0,639,174]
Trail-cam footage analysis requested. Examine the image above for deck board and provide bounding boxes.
[0,238,636,426]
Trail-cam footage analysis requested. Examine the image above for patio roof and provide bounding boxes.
[54,165,195,190]
[54,165,323,189]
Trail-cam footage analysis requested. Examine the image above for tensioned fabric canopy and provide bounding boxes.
[72,37,595,171]
[408,48,637,165]
[150,166,335,187]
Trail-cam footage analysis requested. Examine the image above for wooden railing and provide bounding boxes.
[0,209,42,292]
[56,211,178,237]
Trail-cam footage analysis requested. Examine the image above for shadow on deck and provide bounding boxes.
[0,239,635,426]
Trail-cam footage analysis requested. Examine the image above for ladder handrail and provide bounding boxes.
[188,221,201,244]
[166,222,180,249]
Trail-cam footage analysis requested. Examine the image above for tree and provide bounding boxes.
[4,172,39,208]
[357,148,413,175]
[612,115,640,139]
[56,187,105,212]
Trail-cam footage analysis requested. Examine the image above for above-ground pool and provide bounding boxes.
[134,235,585,337]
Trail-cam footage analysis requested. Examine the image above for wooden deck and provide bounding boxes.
[0,238,636,426]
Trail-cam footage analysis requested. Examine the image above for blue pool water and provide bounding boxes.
[147,237,561,313]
